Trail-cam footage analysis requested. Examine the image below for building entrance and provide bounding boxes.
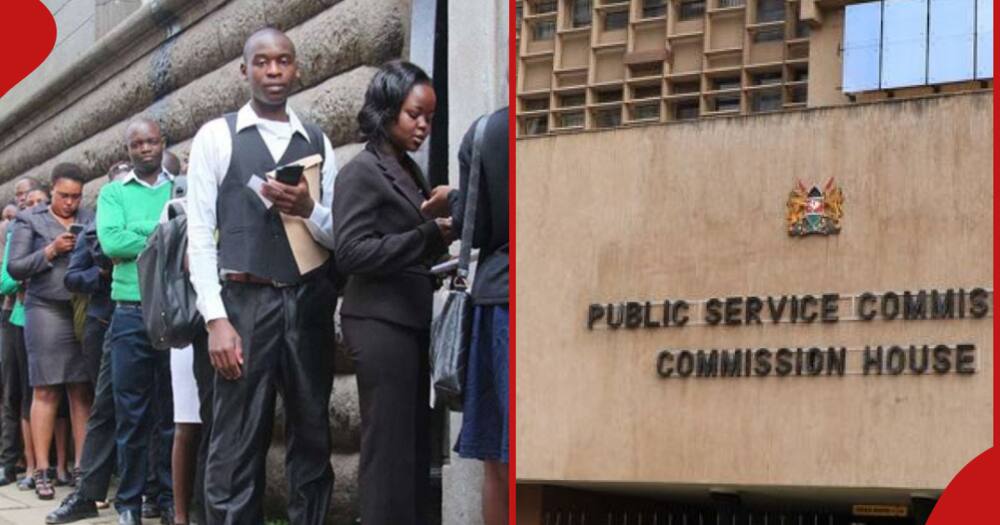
[525,485,935,525]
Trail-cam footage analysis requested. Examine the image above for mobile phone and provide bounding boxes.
[275,164,303,186]
[69,224,84,235]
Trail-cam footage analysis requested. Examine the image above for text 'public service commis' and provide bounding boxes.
[586,288,991,330]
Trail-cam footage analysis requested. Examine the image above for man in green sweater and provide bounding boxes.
[96,117,175,525]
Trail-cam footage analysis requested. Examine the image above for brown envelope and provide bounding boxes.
[265,153,329,275]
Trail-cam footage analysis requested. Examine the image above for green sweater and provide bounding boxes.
[0,231,24,327]
[96,179,173,302]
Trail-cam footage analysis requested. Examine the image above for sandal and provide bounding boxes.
[16,473,34,491]
[33,470,54,500]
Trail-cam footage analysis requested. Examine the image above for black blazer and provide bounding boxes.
[333,143,448,329]
[449,107,509,305]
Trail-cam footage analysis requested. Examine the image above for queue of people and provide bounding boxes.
[0,26,509,525]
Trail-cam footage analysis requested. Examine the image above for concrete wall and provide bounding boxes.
[0,0,98,115]
[515,93,993,491]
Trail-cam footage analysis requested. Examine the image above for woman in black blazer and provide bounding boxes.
[332,61,451,525]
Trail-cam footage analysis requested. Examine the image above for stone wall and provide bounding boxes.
[0,1,412,522]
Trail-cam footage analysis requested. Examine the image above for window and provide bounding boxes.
[558,111,585,127]
[522,97,550,111]
[752,71,783,85]
[671,81,700,93]
[595,88,624,102]
[679,0,706,20]
[718,0,744,7]
[633,85,662,99]
[753,26,784,42]
[674,101,699,120]
[595,108,622,128]
[605,10,628,31]
[713,76,741,90]
[642,0,667,18]
[795,20,811,38]
[633,103,661,120]
[756,0,784,22]
[630,62,662,78]
[572,0,592,27]
[713,95,740,111]
[533,20,556,40]
[534,0,557,14]
[524,116,548,135]
[750,91,782,112]
[842,0,882,92]
[788,85,807,103]
[790,68,808,82]
[559,93,586,107]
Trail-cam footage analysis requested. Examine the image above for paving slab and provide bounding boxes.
[0,480,164,524]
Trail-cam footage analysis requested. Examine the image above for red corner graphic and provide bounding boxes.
[0,0,56,98]
[927,447,998,524]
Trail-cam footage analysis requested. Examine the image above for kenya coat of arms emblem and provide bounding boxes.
[786,178,844,236]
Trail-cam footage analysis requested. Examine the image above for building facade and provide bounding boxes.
[0,1,506,523]
[515,0,992,134]
[515,1,993,524]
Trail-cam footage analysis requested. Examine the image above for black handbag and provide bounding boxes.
[136,202,204,350]
[430,115,489,411]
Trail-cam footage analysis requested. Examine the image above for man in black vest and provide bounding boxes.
[186,27,338,525]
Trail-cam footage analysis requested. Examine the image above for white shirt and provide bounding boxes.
[122,169,174,189]
[186,103,338,322]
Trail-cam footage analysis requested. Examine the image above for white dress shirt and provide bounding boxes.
[186,103,338,322]
[122,169,174,189]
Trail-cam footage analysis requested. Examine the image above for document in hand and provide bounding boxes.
[265,153,329,275]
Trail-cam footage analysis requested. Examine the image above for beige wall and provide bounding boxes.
[515,93,993,490]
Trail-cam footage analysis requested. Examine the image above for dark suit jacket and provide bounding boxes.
[449,107,509,305]
[333,143,448,330]
[8,205,95,302]
[64,221,113,322]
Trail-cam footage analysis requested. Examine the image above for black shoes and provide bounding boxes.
[141,498,162,518]
[159,506,176,525]
[45,492,99,524]
[117,510,141,525]
[0,466,16,486]
[69,467,81,488]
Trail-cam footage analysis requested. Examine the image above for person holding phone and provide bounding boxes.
[7,164,94,500]
[333,60,451,525]
[186,27,339,524]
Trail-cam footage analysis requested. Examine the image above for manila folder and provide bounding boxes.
[265,153,329,275]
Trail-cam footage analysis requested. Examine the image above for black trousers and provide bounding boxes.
[0,318,28,471]
[205,280,335,525]
[76,317,113,501]
[341,316,431,525]
[0,312,22,470]
[190,330,212,525]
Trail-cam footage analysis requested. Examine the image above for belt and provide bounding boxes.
[224,272,295,288]
[116,300,142,307]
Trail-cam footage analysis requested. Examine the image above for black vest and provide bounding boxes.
[217,112,325,284]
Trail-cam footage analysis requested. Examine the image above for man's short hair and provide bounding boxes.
[242,26,296,63]
[15,177,40,191]
[162,151,181,176]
